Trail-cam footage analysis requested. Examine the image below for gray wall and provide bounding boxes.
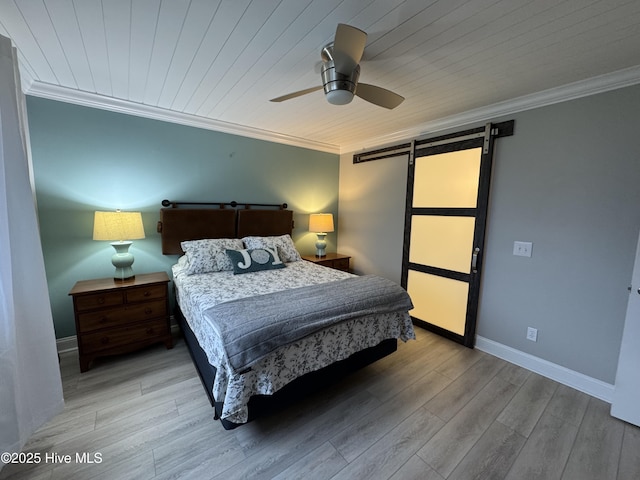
[27,97,339,338]
[338,153,408,282]
[338,84,640,384]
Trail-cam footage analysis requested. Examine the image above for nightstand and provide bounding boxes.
[69,271,173,372]
[301,252,351,272]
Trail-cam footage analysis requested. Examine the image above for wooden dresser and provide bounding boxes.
[301,252,351,272]
[69,271,172,372]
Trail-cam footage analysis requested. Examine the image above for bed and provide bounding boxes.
[158,201,415,429]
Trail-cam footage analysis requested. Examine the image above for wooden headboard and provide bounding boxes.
[157,200,294,254]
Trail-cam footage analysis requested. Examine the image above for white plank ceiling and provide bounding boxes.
[1,0,639,154]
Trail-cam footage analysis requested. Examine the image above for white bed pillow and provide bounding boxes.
[176,254,189,268]
[180,238,244,274]
[242,234,302,262]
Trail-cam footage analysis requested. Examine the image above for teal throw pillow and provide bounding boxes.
[225,248,286,275]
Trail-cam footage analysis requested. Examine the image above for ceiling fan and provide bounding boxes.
[270,24,404,110]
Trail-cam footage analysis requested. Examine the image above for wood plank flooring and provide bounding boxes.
[1,328,638,480]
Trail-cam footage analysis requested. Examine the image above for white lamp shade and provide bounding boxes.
[309,213,334,233]
[93,211,145,241]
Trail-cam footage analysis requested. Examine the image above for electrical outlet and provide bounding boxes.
[513,241,533,257]
[526,327,538,342]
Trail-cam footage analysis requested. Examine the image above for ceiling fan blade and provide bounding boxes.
[332,23,367,74]
[270,86,323,103]
[355,83,404,109]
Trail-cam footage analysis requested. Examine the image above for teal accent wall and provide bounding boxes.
[26,97,339,339]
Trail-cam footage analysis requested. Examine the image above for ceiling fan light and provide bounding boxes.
[326,89,354,105]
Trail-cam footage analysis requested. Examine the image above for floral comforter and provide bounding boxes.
[172,258,415,424]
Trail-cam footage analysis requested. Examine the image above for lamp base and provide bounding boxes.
[315,233,327,258]
[111,241,135,281]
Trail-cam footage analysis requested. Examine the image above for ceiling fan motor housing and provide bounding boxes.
[270,26,402,109]
[321,61,360,105]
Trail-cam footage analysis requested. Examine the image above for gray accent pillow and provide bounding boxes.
[225,248,286,275]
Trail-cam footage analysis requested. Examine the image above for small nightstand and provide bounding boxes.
[69,272,173,372]
[301,252,351,272]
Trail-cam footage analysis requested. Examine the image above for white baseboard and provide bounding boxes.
[475,335,614,403]
[56,335,78,353]
[56,328,614,403]
[57,317,180,354]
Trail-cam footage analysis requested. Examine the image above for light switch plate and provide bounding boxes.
[513,241,533,257]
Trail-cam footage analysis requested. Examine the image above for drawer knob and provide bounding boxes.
[99,316,108,324]
[100,337,109,345]
[97,297,105,304]
[146,328,154,335]
[144,308,153,315]
[143,290,151,297]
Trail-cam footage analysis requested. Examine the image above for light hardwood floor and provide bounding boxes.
[2,328,639,480]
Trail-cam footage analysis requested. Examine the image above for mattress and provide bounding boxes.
[172,258,415,424]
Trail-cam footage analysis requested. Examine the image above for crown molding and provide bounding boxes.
[24,81,341,155]
[17,65,34,92]
[23,65,640,156]
[342,65,640,154]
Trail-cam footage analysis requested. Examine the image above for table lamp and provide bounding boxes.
[309,213,334,257]
[93,210,145,280]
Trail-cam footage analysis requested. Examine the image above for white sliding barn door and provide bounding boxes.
[611,229,640,427]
